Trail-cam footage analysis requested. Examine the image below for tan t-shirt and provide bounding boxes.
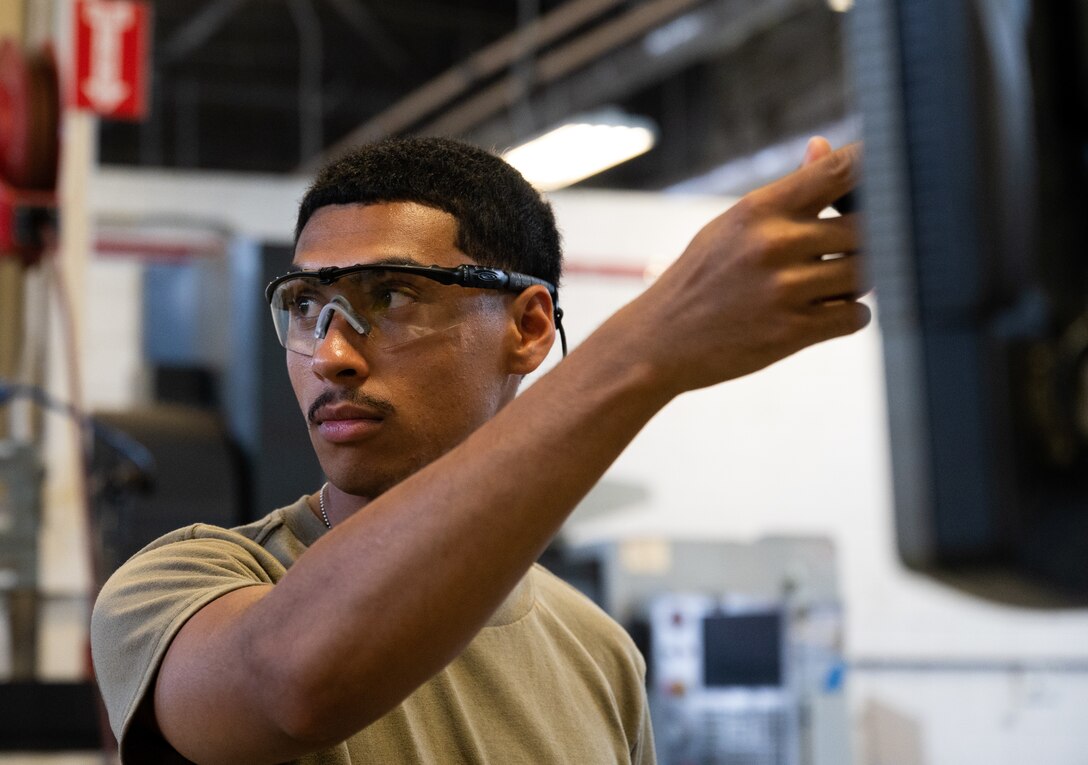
[91,497,656,764]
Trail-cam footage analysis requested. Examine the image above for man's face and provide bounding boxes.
[288,201,519,499]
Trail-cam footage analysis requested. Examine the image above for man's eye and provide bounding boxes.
[384,290,414,310]
[292,296,321,318]
[373,285,418,311]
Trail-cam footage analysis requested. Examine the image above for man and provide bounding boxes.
[91,135,868,764]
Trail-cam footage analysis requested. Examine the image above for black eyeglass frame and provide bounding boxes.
[265,263,567,356]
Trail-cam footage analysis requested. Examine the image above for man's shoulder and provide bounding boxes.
[122,495,317,571]
[530,564,639,652]
[526,564,649,716]
[529,563,603,613]
[92,496,319,630]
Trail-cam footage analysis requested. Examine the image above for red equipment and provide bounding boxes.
[0,39,60,263]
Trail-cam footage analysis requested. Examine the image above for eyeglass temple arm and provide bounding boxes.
[452,266,567,357]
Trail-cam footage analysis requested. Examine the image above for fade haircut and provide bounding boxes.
[296,136,563,289]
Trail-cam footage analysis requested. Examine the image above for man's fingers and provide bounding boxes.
[813,254,870,302]
[801,136,832,167]
[789,254,867,305]
[815,298,873,338]
[756,141,861,216]
[754,215,859,268]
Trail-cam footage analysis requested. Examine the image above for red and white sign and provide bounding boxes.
[73,0,151,120]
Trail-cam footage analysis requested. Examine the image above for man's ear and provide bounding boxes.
[504,285,556,375]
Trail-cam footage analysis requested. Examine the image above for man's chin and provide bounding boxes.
[316,452,428,501]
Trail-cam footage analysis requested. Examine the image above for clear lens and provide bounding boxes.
[269,269,469,355]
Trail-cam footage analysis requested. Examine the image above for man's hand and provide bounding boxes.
[613,140,869,395]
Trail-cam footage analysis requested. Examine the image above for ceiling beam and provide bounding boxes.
[461,0,815,150]
[161,0,250,63]
[305,0,629,170]
[421,0,708,140]
[323,0,411,71]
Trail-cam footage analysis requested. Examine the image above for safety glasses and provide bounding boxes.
[265,263,566,357]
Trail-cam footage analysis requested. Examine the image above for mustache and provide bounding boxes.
[307,389,396,425]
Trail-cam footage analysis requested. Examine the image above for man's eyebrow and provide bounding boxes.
[289,256,430,272]
[373,256,427,267]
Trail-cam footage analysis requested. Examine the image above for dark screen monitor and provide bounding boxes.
[848,0,1088,605]
[703,611,783,688]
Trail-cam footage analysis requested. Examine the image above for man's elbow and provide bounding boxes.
[257,660,391,748]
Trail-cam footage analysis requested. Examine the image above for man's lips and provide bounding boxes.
[308,396,394,444]
[311,402,387,424]
[316,417,383,443]
[312,406,385,443]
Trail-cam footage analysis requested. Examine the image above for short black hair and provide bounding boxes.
[296,136,563,289]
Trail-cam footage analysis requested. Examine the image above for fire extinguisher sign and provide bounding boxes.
[73,0,151,120]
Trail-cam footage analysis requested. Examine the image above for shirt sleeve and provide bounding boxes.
[632,693,658,765]
[90,526,287,759]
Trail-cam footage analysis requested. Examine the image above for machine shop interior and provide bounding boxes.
[1,1,1087,763]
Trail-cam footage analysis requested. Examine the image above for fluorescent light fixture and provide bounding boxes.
[503,109,657,191]
[643,12,705,57]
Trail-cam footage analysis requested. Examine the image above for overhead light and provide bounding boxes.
[503,109,657,192]
[827,0,854,11]
[643,13,705,57]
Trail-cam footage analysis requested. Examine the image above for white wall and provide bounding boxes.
[91,167,311,242]
[30,169,1088,763]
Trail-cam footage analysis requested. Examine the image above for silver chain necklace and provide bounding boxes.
[318,482,332,529]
